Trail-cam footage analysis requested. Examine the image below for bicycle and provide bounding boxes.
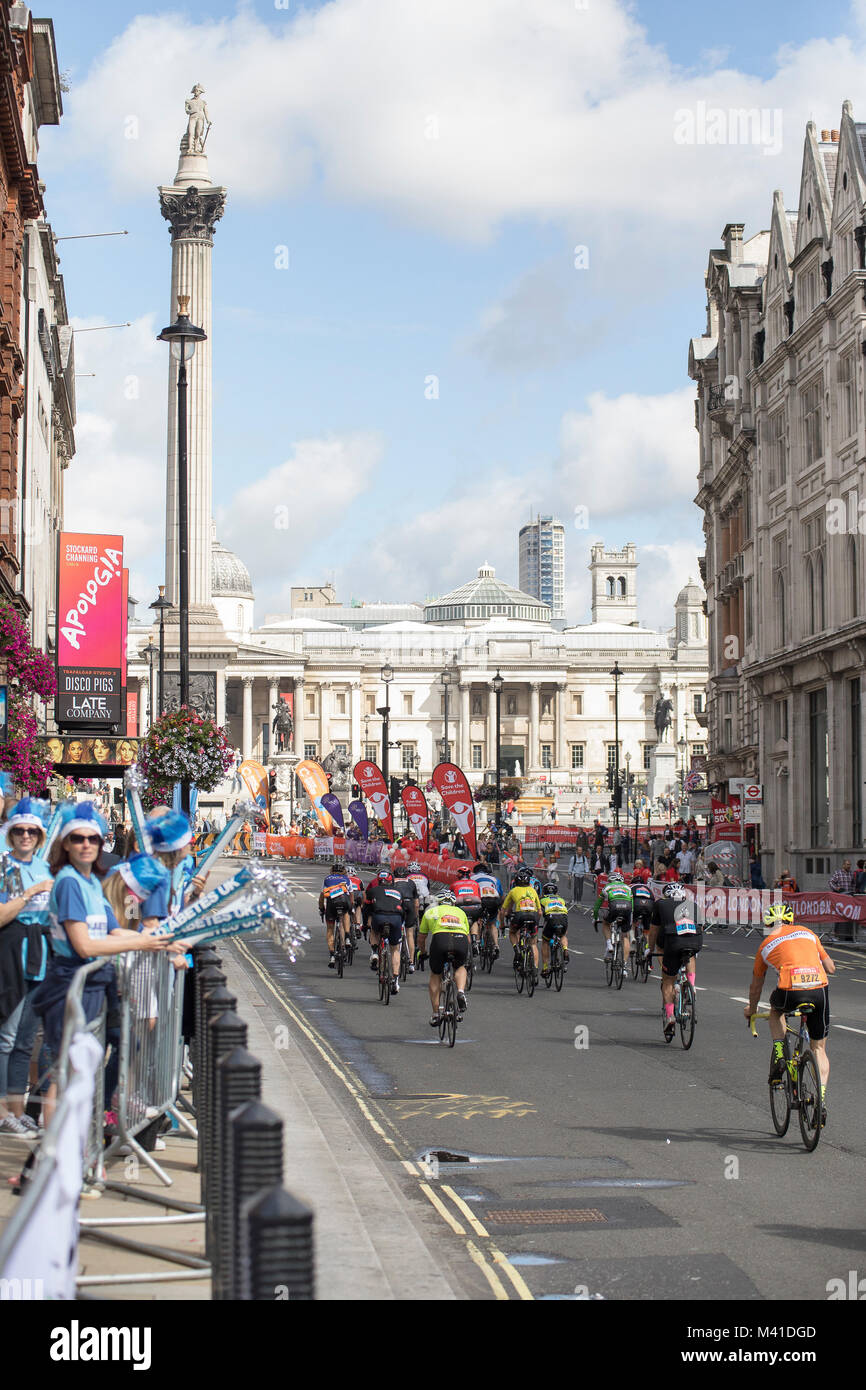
[543,929,565,992]
[464,934,474,993]
[345,919,357,967]
[399,927,412,983]
[664,958,696,1049]
[332,919,346,978]
[750,1003,823,1151]
[477,915,498,973]
[512,921,537,997]
[377,935,394,1005]
[437,953,462,1048]
[604,915,626,990]
[631,918,652,982]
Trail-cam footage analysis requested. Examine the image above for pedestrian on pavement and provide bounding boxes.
[828,859,856,895]
[705,861,725,887]
[569,849,589,902]
[749,852,765,889]
[854,859,866,894]
[676,844,695,883]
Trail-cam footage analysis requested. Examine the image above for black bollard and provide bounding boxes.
[224,1101,283,1301]
[239,1185,315,1302]
[212,1047,262,1299]
[201,994,241,1209]
[194,963,227,1172]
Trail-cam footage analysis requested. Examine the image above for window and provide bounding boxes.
[809,687,829,847]
[507,696,517,716]
[606,744,618,774]
[693,693,704,715]
[644,694,654,715]
[722,692,734,751]
[852,678,862,845]
[838,351,856,439]
[617,576,626,597]
[692,743,706,757]
[306,691,316,715]
[541,744,552,769]
[364,742,378,763]
[766,409,786,489]
[401,743,416,771]
[365,693,376,716]
[472,694,483,716]
[571,744,585,769]
[774,699,788,743]
[848,532,859,620]
[402,692,413,716]
[608,695,616,715]
[437,740,453,762]
[772,533,788,648]
[572,693,583,715]
[744,577,753,643]
[472,744,483,769]
[335,691,347,715]
[801,378,823,467]
[643,744,653,770]
[304,742,318,760]
[803,514,826,635]
[606,576,615,596]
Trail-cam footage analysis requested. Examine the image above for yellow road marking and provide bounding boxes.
[488,1245,535,1301]
[402,1160,419,1175]
[442,1185,489,1238]
[419,1182,465,1235]
[465,1240,509,1300]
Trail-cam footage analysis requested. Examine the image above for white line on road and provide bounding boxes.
[835,1024,866,1035]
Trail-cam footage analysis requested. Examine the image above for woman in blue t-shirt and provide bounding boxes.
[0,799,54,1138]
[31,803,169,1120]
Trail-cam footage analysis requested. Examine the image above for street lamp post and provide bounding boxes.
[378,662,394,791]
[440,659,454,765]
[158,294,206,815]
[624,750,631,859]
[149,584,172,718]
[144,636,156,730]
[492,669,504,827]
[610,661,623,828]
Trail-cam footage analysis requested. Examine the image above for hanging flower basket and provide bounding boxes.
[138,706,236,810]
[0,602,57,794]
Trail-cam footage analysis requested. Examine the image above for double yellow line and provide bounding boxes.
[233,938,533,1300]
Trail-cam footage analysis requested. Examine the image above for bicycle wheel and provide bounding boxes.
[438,975,449,1041]
[345,926,355,967]
[640,940,651,983]
[678,982,696,1050]
[465,943,474,993]
[769,1043,792,1136]
[380,948,391,1004]
[630,938,641,980]
[514,944,525,994]
[525,949,536,997]
[445,979,457,1048]
[797,1051,822,1151]
[335,937,344,978]
[613,938,624,991]
[400,939,409,983]
[552,941,564,992]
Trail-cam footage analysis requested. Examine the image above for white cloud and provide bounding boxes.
[465,260,604,369]
[638,542,704,630]
[55,0,866,241]
[217,431,384,607]
[64,314,167,607]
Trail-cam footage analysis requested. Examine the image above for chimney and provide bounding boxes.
[821,129,830,141]
[831,129,840,142]
[722,222,745,265]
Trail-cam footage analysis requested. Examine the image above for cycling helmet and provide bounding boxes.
[662,882,687,901]
[764,902,794,927]
[378,870,394,885]
[514,867,532,885]
[408,861,421,873]
[543,882,559,894]
[438,889,456,906]
[608,869,624,882]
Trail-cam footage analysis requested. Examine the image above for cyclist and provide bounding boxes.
[392,863,420,973]
[539,880,570,980]
[417,889,471,1024]
[502,867,542,977]
[451,870,483,952]
[345,866,364,931]
[318,863,352,969]
[593,868,634,972]
[647,882,702,1041]
[631,875,655,973]
[471,860,503,959]
[406,861,432,915]
[364,870,405,995]
[745,903,835,1103]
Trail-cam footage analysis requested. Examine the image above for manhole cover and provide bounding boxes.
[486,1208,608,1225]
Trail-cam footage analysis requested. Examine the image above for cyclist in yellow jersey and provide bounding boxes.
[417,890,471,1025]
[502,867,542,974]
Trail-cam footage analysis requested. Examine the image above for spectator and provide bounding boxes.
[749,853,766,889]
[854,859,866,895]
[828,859,856,895]
[705,861,725,888]
[569,849,590,903]
[774,869,799,892]
[676,844,695,883]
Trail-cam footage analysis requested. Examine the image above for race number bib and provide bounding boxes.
[517,894,535,912]
[673,901,696,936]
[790,966,821,988]
[480,884,497,897]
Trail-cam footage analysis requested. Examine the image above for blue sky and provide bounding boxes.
[43,0,861,624]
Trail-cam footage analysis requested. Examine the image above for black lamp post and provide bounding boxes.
[610,661,622,828]
[492,669,503,827]
[378,662,394,790]
[149,583,172,718]
[440,659,454,764]
[158,294,207,815]
[144,635,156,729]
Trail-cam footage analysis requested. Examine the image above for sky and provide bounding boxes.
[43,0,861,627]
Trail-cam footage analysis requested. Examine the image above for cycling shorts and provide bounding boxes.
[457,901,483,923]
[371,913,403,947]
[323,894,351,923]
[479,897,502,922]
[605,903,633,933]
[542,914,568,939]
[352,890,364,908]
[660,933,702,977]
[429,932,470,976]
[768,986,829,1041]
[509,911,539,936]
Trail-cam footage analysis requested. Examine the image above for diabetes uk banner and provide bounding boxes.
[56,534,124,726]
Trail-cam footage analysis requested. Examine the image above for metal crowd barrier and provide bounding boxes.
[103,949,195,1185]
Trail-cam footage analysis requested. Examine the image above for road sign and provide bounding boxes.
[729,779,762,803]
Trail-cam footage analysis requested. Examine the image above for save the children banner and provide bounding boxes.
[431,761,477,860]
[353,759,393,841]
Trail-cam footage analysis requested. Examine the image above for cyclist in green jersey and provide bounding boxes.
[593,869,634,971]
[417,890,471,1024]
[539,882,570,980]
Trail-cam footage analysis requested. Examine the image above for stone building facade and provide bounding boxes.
[690,107,866,886]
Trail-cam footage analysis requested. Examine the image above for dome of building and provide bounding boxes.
[212,538,254,598]
[424,564,551,625]
[675,577,705,607]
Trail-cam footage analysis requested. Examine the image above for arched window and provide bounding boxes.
[617,576,626,597]
[774,572,786,648]
[815,552,825,631]
[848,535,859,619]
[806,557,815,635]
[606,577,615,596]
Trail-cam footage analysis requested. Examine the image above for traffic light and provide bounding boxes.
[390,776,402,804]
[606,767,614,790]
[268,770,276,798]
[613,784,623,809]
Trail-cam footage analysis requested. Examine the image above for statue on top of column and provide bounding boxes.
[181,85,211,154]
[271,701,294,753]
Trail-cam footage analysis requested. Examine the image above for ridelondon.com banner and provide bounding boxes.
[400,784,429,848]
[353,759,393,841]
[56,533,125,726]
[432,761,477,860]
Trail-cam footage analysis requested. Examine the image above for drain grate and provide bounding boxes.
[486,1208,608,1225]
